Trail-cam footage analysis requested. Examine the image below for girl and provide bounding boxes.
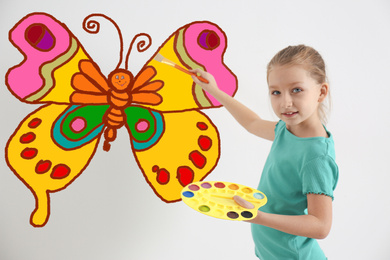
[191,45,339,260]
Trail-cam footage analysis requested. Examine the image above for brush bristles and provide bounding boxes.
[154,53,164,62]
[154,53,175,66]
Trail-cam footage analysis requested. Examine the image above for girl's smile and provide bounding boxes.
[282,111,298,118]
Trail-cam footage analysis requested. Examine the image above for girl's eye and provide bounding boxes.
[292,88,302,93]
[271,90,281,95]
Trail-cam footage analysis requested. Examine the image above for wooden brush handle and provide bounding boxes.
[174,65,209,83]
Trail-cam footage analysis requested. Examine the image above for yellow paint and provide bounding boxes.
[144,36,200,112]
[6,104,99,226]
[40,47,90,103]
[134,111,219,202]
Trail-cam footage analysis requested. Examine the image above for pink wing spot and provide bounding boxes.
[196,122,208,130]
[70,117,86,133]
[189,151,207,169]
[26,24,55,51]
[20,132,36,143]
[35,160,52,174]
[152,165,170,185]
[50,164,71,179]
[198,135,212,151]
[28,118,42,128]
[177,166,194,187]
[198,30,220,50]
[136,120,149,133]
[21,147,38,159]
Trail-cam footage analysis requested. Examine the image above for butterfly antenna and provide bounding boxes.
[83,14,124,70]
[125,33,152,70]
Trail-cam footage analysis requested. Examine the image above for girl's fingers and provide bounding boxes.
[190,68,202,74]
[190,68,209,79]
[191,75,201,85]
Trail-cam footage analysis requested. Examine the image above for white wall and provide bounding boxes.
[1,0,389,259]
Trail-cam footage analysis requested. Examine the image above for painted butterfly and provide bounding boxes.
[5,13,237,227]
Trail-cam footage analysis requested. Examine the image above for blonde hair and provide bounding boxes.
[267,45,331,125]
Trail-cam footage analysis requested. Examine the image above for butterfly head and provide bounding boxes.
[109,69,133,92]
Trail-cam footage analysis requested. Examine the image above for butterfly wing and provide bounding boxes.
[125,106,219,202]
[124,21,237,202]
[139,21,238,112]
[5,104,108,226]
[5,12,98,104]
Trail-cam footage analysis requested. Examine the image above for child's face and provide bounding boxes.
[268,65,326,129]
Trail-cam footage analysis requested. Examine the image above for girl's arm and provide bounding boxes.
[234,194,333,239]
[191,69,276,141]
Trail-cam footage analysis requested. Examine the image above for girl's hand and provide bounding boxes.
[190,69,220,96]
[234,195,259,223]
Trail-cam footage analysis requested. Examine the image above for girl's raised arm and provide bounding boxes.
[191,69,276,141]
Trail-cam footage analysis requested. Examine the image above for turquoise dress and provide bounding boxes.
[252,121,339,259]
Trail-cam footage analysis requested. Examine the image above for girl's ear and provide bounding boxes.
[318,83,329,102]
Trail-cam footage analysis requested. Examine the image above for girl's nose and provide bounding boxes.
[282,95,293,108]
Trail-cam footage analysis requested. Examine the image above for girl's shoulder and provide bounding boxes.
[274,120,336,159]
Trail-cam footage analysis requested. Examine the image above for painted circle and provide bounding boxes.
[182,191,195,198]
[199,205,210,212]
[253,193,265,200]
[198,30,220,50]
[50,164,71,179]
[136,120,149,132]
[21,148,38,159]
[20,132,36,143]
[242,187,253,194]
[214,182,226,188]
[198,136,212,151]
[227,211,239,219]
[26,24,55,51]
[201,182,212,189]
[241,211,254,219]
[196,122,208,130]
[188,184,200,191]
[228,184,239,190]
[28,118,42,128]
[70,117,86,133]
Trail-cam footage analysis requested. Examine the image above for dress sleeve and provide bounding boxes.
[301,156,339,200]
[274,120,284,134]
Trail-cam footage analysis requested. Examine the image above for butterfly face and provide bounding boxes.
[5,13,238,227]
[110,70,132,91]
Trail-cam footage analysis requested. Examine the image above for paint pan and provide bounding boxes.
[181,181,267,221]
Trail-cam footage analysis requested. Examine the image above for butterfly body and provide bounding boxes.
[5,13,238,227]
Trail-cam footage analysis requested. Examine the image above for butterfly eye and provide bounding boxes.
[121,76,124,80]
[115,75,119,79]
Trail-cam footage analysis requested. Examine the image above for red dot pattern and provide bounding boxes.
[18,117,71,179]
[153,121,214,187]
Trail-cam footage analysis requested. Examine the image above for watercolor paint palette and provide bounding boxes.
[181,181,267,221]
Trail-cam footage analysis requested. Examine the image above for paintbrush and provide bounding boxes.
[154,53,209,83]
